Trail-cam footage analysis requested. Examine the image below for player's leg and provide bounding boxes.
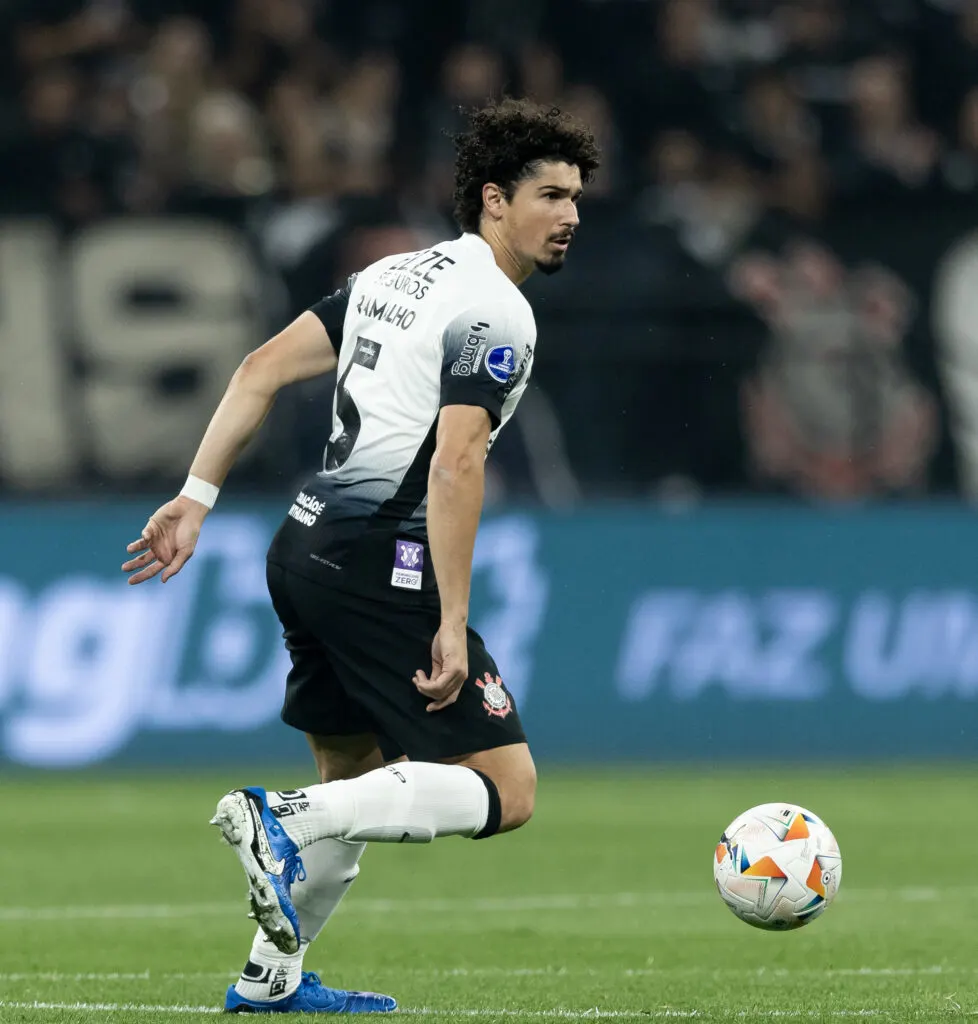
[223,577,532,853]
[262,738,538,849]
[443,740,537,833]
[221,564,396,1013]
[225,732,399,1013]
[214,572,529,960]
[286,733,383,951]
[308,730,386,781]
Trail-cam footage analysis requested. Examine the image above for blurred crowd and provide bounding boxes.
[3,0,978,230]
[2,0,978,501]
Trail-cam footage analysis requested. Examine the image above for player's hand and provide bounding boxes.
[121,496,208,585]
[414,621,468,712]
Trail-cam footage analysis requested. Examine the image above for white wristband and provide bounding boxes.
[180,474,220,509]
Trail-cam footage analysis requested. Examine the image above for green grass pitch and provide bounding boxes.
[0,766,975,1022]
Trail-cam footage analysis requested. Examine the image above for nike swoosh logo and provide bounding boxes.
[247,796,286,875]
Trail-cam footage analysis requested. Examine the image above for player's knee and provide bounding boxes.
[498,788,535,832]
[496,763,537,833]
[458,744,537,837]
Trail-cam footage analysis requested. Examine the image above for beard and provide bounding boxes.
[534,253,567,276]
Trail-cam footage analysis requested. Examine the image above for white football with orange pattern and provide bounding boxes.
[713,803,842,930]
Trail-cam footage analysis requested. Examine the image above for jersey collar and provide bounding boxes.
[458,232,497,264]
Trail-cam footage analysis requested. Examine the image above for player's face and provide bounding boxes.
[504,161,583,276]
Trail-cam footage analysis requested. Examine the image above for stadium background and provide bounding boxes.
[3,3,978,1022]
[1,0,977,770]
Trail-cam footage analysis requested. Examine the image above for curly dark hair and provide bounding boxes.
[452,98,601,234]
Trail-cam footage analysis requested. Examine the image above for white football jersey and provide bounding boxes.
[268,233,537,598]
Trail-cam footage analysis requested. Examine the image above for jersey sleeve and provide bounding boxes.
[439,309,528,429]
[307,274,357,351]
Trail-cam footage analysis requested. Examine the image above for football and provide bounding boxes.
[713,802,842,930]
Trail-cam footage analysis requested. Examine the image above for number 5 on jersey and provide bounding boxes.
[325,337,382,471]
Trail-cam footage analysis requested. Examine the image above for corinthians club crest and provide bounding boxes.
[476,672,512,719]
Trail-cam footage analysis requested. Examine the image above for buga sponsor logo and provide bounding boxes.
[450,321,489,378]
[0,516,291,767]
[615,588,978,701]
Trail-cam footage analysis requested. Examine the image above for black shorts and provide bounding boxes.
[266,561,526,762]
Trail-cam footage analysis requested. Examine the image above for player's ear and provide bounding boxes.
[482,182,506,223]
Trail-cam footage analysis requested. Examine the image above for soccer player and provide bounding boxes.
[123,98,600,1014]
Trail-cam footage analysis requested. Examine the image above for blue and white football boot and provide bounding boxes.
[224,972,397,1014]
[211,786,305,954]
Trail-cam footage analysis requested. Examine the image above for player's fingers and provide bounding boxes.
[413,674,441,697]
[425,684,462,712]
[420,670,464,710]
[126,560,165,585]
[121,550,156,572]
[126,522,162,559]
[160,548,192,583]
[425,697,458,712]
[414,671,453,699]
[414,661,458,692]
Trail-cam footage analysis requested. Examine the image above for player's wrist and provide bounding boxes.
[179,474,220,510]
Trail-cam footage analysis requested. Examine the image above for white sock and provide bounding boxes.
[234,932,302,1003]
[234,838,366,1002]
[293,837,366,942]
[269,763,490,849]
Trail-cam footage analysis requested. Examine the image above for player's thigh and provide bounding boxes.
[282,574,527,763]
[266,562,380,745]
[443,741,537,833]
[339,607,526,764]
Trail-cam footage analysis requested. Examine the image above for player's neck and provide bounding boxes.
[477,228,532,285]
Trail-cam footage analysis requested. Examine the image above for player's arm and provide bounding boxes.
[122,285,352,586]
[427,405,492,626]
[184,310,338,493]
[416,405,491,711]
[183,280,353,494]
[415,312,514,711]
